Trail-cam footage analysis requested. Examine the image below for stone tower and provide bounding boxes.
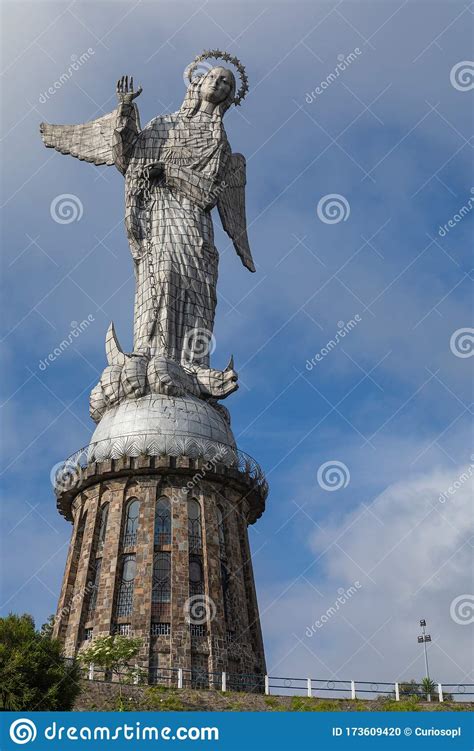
[43,49,268,688]
[53,394,268,687]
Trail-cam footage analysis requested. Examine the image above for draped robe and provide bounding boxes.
[114,103,231,366]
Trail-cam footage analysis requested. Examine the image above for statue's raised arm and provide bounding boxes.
[40,74,142,170]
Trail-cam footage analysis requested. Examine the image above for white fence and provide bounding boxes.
[84,664,473,702]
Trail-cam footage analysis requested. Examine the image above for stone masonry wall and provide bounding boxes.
[54,461,266,682]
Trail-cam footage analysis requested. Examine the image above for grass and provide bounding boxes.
[263,696,285,711]
[291,697,340,712]
[376,697,422,712]
[143,688,185,711]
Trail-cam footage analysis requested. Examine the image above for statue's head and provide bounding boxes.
[180,63,238,120]
[199,66,236,107]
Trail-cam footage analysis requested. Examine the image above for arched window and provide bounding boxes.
[116,554,136,616]
[216,506,226,558]
[154,497,171,547]
[87,558,102,615]
[188,499,202,552]
[221,561,232,623]
[74,510,87,553]
[97,503,109,553]
[74,511,87,562]
[123,498,140,546]
[189,555,204,596]
[152,552,171,603]
[77,511,87,535]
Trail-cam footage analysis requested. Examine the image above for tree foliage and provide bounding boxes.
[78,635,144,709]
[399,679,423,697]
[78,635,143,683]
[39,614,55,639]
[0,613,81,710]
[398,678,453,702]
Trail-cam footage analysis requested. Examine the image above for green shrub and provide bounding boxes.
[0,613,81,711]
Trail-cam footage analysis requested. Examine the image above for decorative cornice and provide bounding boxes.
[53,435,268,524]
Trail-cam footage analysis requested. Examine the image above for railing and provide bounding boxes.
[81,664,473,702]
[53,435,268,499]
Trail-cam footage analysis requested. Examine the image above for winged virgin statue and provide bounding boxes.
[40,51,255,419]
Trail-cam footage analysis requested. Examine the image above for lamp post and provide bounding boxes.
[417,619,432,701]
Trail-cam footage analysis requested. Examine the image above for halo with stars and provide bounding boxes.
[186,49,249,106]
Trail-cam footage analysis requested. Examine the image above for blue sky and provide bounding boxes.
[1,0,473,688]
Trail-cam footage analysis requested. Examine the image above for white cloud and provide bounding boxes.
[261,461,473,686]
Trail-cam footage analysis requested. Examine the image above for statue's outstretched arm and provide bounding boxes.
[112,75,142,174]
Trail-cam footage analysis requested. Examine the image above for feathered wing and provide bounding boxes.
[39,110,119,166]
[217,153,256,272]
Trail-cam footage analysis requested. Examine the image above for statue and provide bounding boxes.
[40,51,254,424]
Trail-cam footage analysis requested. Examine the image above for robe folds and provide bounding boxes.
[115,105,231,364]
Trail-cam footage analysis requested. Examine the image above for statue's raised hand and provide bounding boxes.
[116,75,142,104]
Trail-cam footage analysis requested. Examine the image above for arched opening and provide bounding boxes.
[97,502,109,554]
[187,499,202,552]
[116,554,136,617]
[123,498,140,546]
[154,497,171,547]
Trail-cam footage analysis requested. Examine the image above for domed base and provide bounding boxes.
[88,394,236,463]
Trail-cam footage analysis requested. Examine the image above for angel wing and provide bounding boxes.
[217,153,256,272]
[40,110,118,166]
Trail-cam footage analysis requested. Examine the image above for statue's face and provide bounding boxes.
[200,67,234,105]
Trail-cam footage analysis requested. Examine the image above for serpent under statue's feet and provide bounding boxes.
[182,358,238,399]
[89,323,239,423]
